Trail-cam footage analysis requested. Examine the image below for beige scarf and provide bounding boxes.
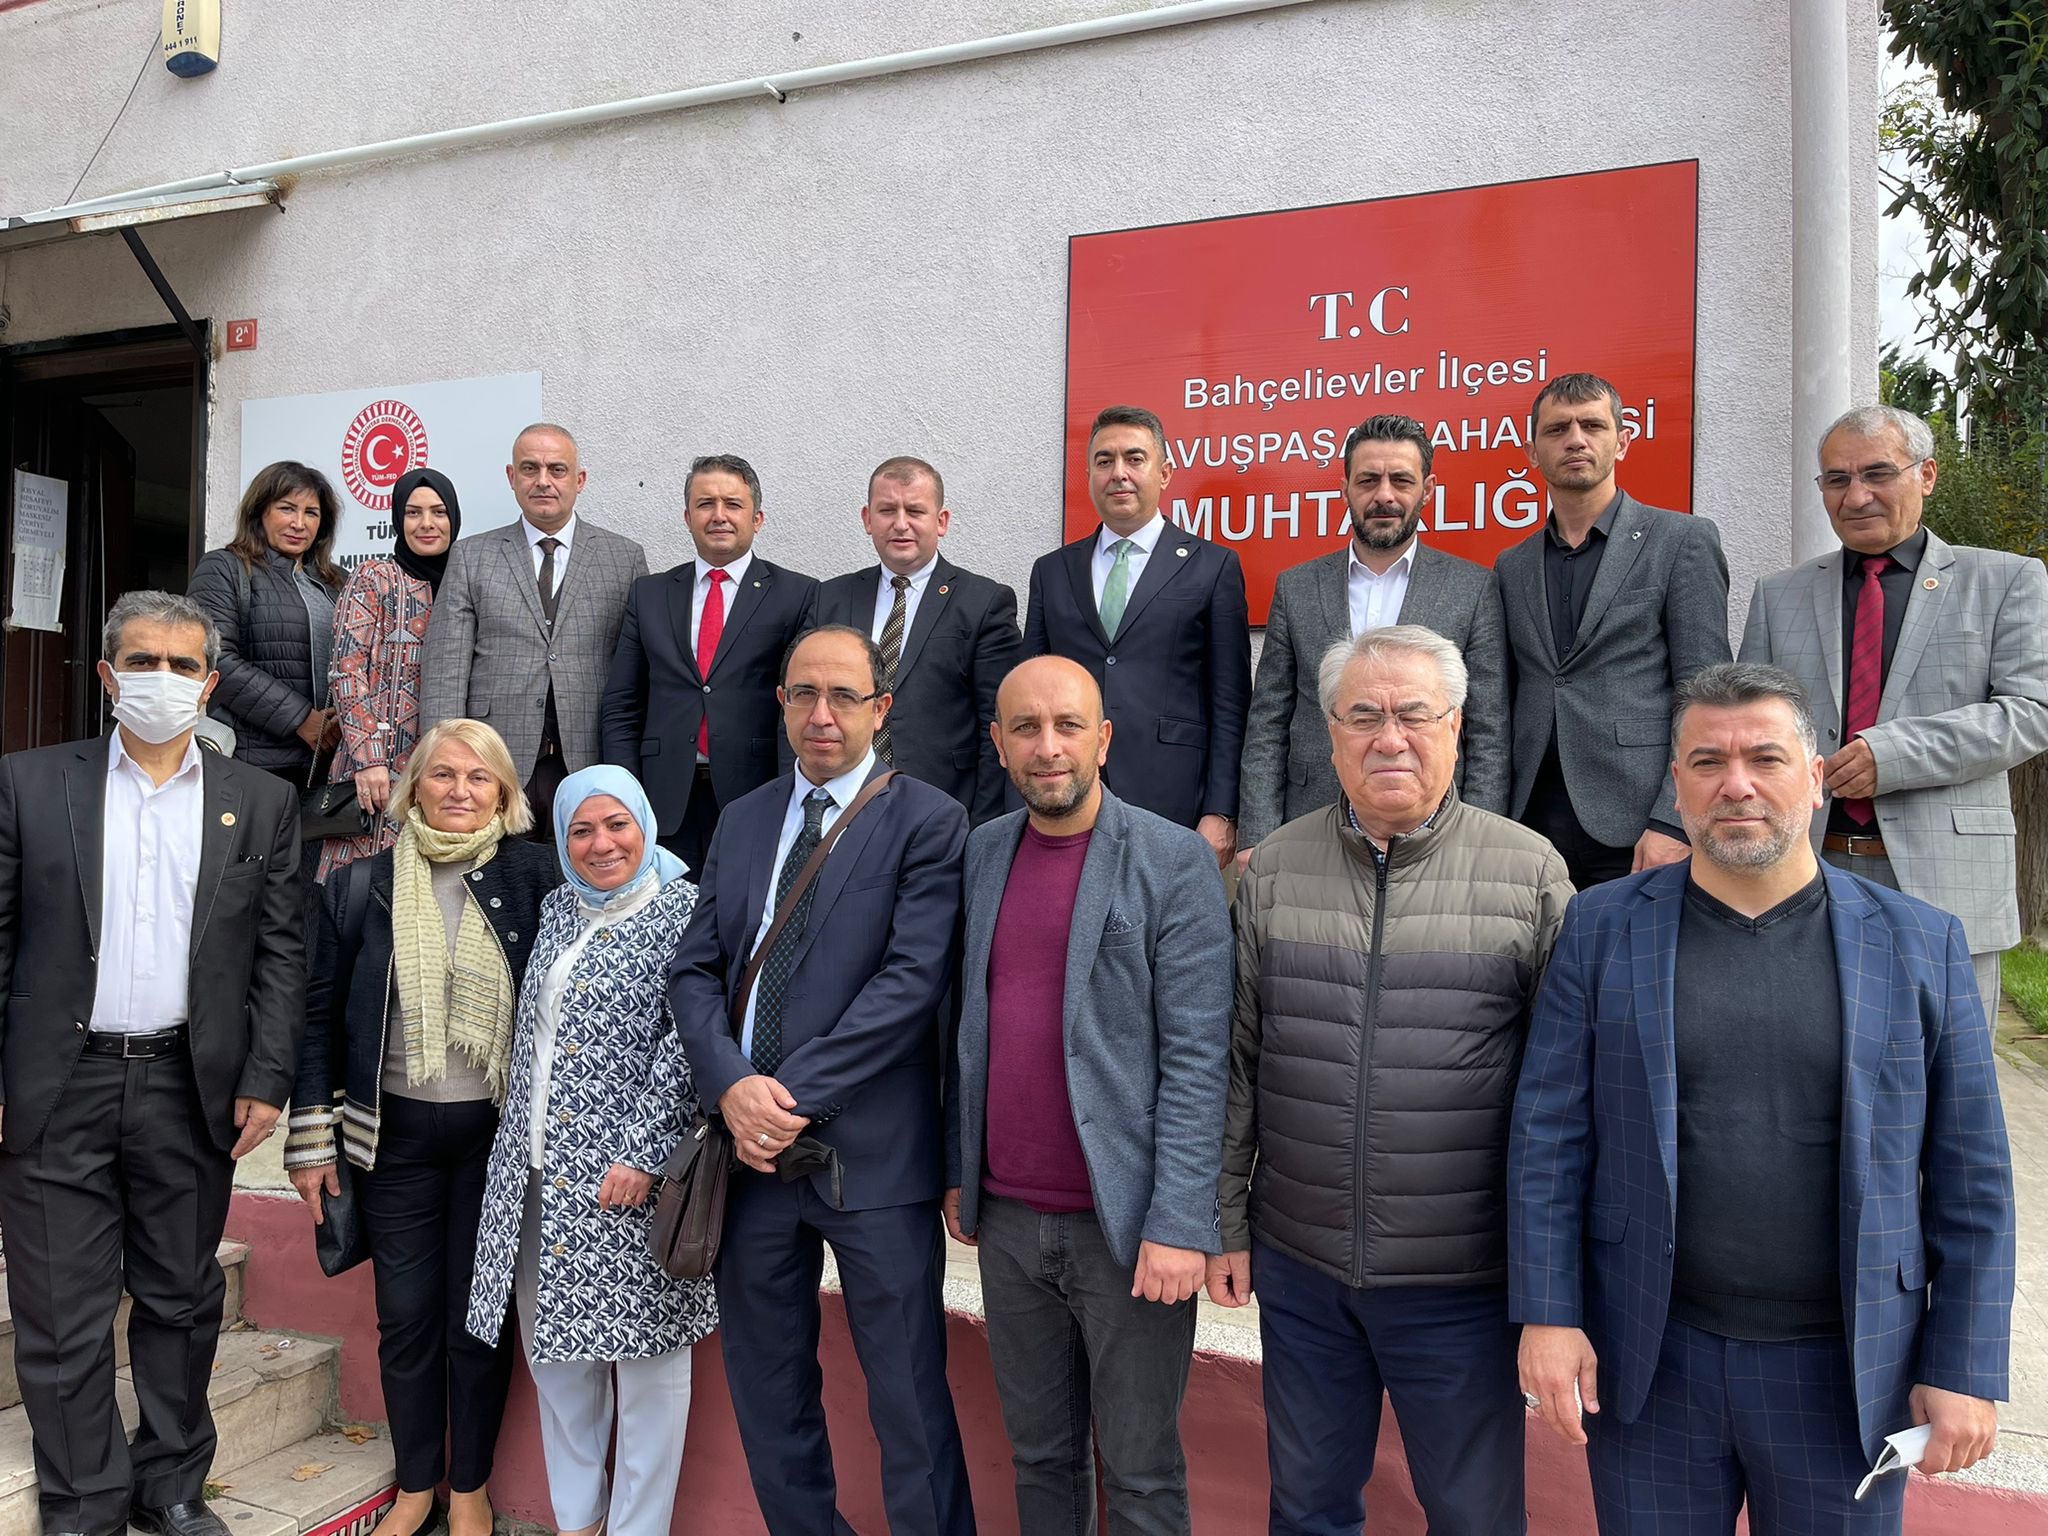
[392,809,515,1100]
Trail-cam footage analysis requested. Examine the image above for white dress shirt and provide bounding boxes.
[91,731,204,1033]
[738,749,877,1059]
[692,548,755,654]
[529,873,664,1168]
[870,556,938,646]
[524,514,578,587]
[1090,513,1168,609]
[1347,538,1418,636]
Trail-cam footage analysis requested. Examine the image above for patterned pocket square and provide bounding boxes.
[1103,909,1137,936]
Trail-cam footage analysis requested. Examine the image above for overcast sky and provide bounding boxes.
[1877,42,1933,362]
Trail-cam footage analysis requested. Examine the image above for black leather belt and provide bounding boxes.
[82,1025,187,1059]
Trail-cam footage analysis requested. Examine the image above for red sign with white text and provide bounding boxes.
[1063,162,1698,621]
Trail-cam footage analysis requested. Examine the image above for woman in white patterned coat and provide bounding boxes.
[466,765,716,1536]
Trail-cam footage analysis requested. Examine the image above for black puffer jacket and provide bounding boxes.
[188,547,339,773]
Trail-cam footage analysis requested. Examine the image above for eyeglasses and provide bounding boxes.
[782,685,884,713]
[1328,705,1456,737]
[1814,460,1927,494]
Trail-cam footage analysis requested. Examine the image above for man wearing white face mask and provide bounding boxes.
[0,590,305,1536]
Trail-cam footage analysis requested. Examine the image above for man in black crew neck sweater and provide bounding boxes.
[1510,662,2014,1536]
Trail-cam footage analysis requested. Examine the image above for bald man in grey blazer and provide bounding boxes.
[421,423,647,823]
[1240,415,1509,851]
[1740,403,2048,1022]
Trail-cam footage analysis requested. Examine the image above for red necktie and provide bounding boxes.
[1841,554,1888,826]
[696,568,729,756]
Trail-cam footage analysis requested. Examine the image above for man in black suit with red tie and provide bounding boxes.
[815,456,1022,825]
[1022,404,1252,867]
[601,453,818,875]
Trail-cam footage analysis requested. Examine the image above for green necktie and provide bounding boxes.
[1099,538,1134,638]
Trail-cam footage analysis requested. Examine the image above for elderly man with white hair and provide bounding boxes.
[1208,623,1573,1536]
[1739,402,2048,1024]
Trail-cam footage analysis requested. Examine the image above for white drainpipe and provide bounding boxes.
[27,0,1324,222]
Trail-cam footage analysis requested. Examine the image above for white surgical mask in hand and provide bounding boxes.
[1854,1424,1933,1501]
[111,672,207,744]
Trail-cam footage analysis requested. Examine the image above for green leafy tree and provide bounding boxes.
[1883,3,2048,943]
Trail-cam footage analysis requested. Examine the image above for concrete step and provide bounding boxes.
[209,1427,398,1536]
[0,1327,339,1536]
[0,1243,249,1413]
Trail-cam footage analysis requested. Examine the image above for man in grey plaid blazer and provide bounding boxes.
[1512,663,2013,1535]
[1238,414,1509,850]
[1739,404,2048,1023]
[421,423,648,822]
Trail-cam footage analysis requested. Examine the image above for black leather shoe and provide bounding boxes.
[130,1501,231,1536]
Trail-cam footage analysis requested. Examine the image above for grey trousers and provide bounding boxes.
[975,1194,1197,1536]
[1820,849,2002,1024]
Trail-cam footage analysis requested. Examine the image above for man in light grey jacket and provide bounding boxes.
[420,422,647,826]
[1240,413,1510,853]
[946,655,1232,1536]
[1740,402,2048,1022]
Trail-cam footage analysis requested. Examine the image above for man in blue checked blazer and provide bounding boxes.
[1509,662,2013,1535]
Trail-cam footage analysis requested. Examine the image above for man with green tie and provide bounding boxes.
[1021,405,1252,868]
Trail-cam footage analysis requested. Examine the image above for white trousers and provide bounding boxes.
[516,1181,692,1536]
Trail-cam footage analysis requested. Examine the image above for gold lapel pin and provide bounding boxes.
[221,812,236,826]
[937,584,950,595]
[1923,577,1939,590]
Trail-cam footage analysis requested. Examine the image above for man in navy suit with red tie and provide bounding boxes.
[601,454,817,876]
[1022,404,1252,868]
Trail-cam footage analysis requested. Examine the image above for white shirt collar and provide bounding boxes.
[1097,512,1166,558]
[880,554,939,593]
[698,548,755,588]
[108,728,204,784]
[794,747,879,811]
[523,514,577,553]
[1348,537,1419,581]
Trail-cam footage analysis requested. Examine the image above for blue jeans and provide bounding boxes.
[1254,1241,1525,1536]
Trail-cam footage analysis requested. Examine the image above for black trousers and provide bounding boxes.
[1522,746,1634,890]
[0,1051,234,1531]
[359,1095,514,1494]
[658,764,720,882]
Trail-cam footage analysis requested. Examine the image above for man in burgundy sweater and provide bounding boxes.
[945,656,1233,1536]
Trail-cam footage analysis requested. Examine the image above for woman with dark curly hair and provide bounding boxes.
[187,460,349,781]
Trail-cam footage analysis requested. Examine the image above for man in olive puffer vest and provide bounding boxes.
[1209,623,1573,1536]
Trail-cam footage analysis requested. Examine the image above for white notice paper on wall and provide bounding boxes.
[8,470,68,633]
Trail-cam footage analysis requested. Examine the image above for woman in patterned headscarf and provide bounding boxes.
[319,466,463,879]
[466,765,716,1536]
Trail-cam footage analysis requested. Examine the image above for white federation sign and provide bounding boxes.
[239,371,543,570]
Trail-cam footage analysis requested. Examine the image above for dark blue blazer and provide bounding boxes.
[816,557,1022,826]
[1508,861,2015,1459]
[668,763,967,1212]
[1022,525,1251,829]
[599,556,818,837]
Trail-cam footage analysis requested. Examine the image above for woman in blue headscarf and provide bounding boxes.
[465,766,716,1536]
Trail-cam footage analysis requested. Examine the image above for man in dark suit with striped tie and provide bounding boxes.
[669,624,974,1536]
[815,457,1022,824]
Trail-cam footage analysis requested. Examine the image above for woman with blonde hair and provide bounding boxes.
[287,719,558,1536]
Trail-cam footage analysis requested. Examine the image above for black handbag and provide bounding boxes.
[314,857,375,1277]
